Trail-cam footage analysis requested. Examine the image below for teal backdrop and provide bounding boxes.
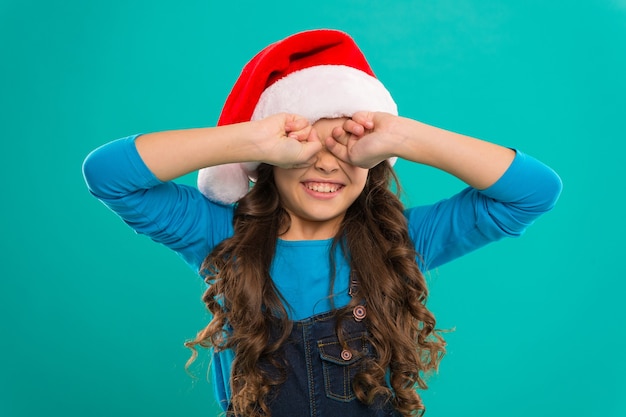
[2,0,625,416]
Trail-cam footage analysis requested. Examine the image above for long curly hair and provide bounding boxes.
[185,161,446,417]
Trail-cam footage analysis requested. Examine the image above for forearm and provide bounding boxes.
[394,117,515,190]
[135,122,263,181]
[135,114,321,181]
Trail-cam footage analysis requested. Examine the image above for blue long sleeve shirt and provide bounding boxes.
[82,134,562,407]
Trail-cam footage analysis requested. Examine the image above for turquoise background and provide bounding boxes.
[1,0,625,416]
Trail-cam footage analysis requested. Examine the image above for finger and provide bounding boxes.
[324,136,350,163]
[331,126,350,145]
[286,113,309,126]
[342,119,365,136]
[285,115,311,136]
[350,111,374,130]
[296,140,323,164]
[287,124,312,141]
[307,127,321,143]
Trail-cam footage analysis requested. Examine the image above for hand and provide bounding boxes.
[253,113,324,169]
[324,112,399,168]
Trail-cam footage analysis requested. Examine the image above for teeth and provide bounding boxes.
[306,183,340,193]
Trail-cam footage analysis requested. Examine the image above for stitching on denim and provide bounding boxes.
[318,333,371,402]
[343,361,349,399]
[321,357,355,402]
[318,334,367,364]
[303,322,317,417]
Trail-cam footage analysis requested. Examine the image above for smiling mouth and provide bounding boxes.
[304,182,344,193]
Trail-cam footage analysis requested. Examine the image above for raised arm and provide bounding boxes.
[134,113,323,181]
[324,111,515,190]
[324,111,562,270]
[82,114,323,271]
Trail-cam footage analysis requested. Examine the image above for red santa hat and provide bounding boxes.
[198,29,398,204]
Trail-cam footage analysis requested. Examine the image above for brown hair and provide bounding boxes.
[185,162,446,416]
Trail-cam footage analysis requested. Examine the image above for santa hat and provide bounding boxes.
[198,29,398,204]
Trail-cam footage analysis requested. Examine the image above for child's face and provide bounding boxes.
[273,118,369,239]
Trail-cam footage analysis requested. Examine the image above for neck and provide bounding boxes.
[279,217,342,241]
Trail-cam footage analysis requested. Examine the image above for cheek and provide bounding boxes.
[273,168,302,198]
[353,169,369,191]
[273,177,290,200]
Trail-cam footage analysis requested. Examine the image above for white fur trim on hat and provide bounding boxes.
[251,65,397,123]
[197,161,251,205]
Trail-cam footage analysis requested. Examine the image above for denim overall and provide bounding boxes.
[231,303,401,417]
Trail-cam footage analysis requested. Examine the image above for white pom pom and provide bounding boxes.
[197,163,251,204]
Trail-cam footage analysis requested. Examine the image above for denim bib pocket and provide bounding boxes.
[317,332,370,402]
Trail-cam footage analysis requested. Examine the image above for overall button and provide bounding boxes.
[340,349,353,361]
[352,305,366,322]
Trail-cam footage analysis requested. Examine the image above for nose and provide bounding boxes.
[314,148,339,174]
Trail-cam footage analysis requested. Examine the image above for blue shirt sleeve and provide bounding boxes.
[82,135,234,272]
[406,150,562,270]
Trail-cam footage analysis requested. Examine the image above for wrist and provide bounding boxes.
[246,119,279,164]
[386,116,421,160]
[221,120,269,164]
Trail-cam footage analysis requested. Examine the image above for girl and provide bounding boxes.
[83,29,562,417]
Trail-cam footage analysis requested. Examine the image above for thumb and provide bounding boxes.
[295,139,323,164]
